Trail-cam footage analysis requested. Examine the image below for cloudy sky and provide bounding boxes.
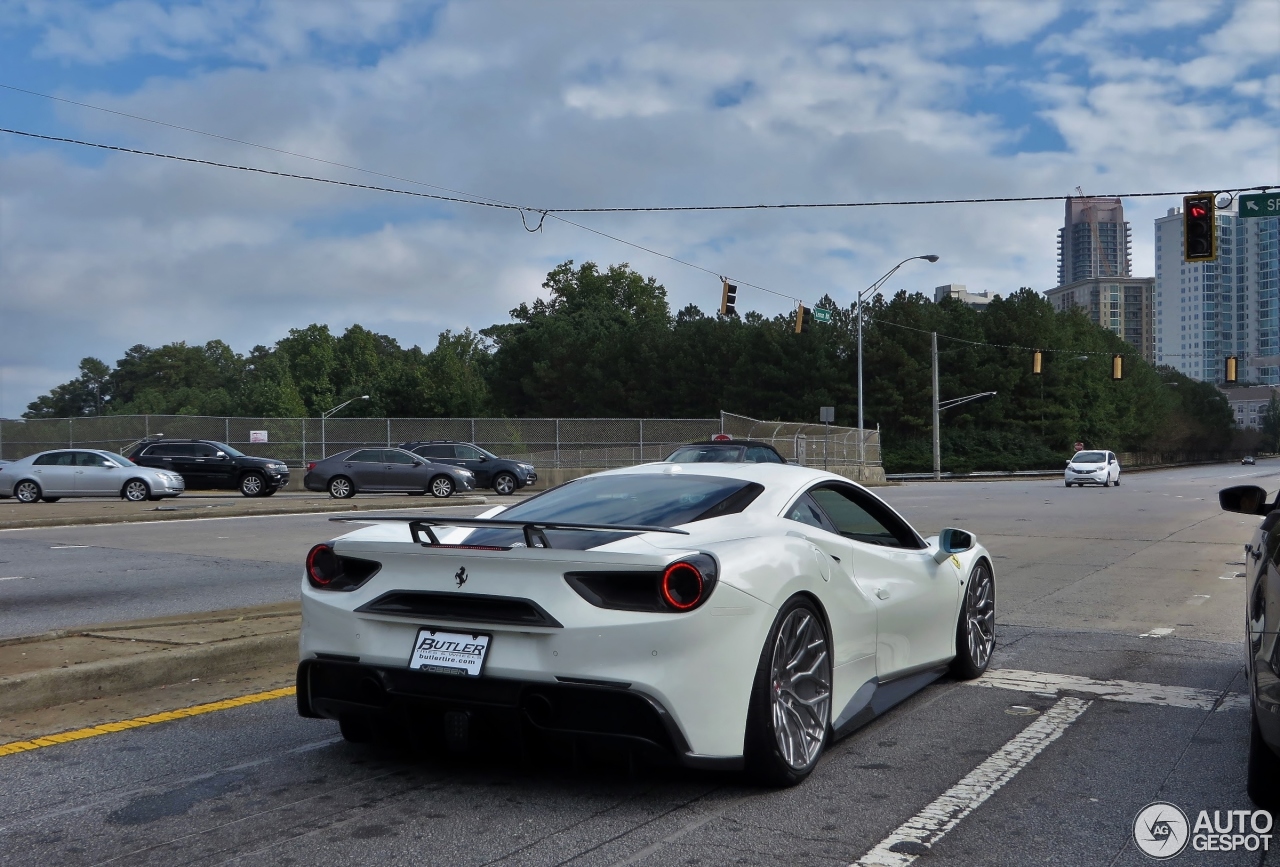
[0,0,1276,416]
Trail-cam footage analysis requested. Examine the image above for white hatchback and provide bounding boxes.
[1065,450,1121,487]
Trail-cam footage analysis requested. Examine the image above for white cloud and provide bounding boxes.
[0,0,1276,417]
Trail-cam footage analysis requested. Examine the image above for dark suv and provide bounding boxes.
[128,439,290,497]
[399,441,536,495]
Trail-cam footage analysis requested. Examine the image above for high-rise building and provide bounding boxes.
[1057,197,1132,285]
[1154,206,1280,383]
[1045,277,1156,362]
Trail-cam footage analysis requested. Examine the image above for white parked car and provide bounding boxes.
[0,449,185,502]
[296,463,995,785]
[1065,450,1121,487]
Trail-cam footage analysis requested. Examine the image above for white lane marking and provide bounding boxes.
[853,696,1090,866]
[1139,627,1174,638]
[967,669,1249,712]
[1186,595,1210,605]
[49,545,90,549]
[1220,574,1237,580]
[0,576,26,581]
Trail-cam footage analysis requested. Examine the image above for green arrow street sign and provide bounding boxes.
[1238,192,1280,218]
[812,307,832,323]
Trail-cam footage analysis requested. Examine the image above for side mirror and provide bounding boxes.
[1065,459,1071,466]
[477,455,489,462]
[1220,485,1271,516]
[412,460,423,467]
[934,528,974,563]
[216,451,227,458]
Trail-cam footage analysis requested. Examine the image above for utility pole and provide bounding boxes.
[932,331,941,481]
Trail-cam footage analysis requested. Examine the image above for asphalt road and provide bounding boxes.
[1,462,1277,865]
[0,502,509,637]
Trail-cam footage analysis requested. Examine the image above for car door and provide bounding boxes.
[73,451,121,495]
[453,444,492,485]
[342,449,388,490]
[807,484,960,677]
[189,442,228,488]
[31,452,77,495]
[381,449,423,491]
[1108,452,1120,482]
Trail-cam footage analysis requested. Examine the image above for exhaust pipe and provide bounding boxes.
[524,692,555,727]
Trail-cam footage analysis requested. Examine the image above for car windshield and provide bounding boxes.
[461,473,762,549]
[1072,452,1106,463]
[664,445,744,463]
[206,441,245,457]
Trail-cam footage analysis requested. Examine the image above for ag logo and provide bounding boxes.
[454,566,468,588]
[1133,802,1190,859]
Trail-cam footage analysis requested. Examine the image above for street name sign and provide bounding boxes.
[812,307,833,323]
[1238,193,1280,218]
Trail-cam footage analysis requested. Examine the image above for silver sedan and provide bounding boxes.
[0,449,186,503]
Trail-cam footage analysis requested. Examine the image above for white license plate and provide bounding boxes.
[408,628,491,677]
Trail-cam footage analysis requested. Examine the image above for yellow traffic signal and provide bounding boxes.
[720,280,737,316]
[1111,354,1123,380]
[1032,351,1043,375]
[794,305,813,334]
[1225,355,1238,384]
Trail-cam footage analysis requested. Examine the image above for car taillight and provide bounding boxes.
[565,554,718,613]
[306,543,380,591]
[661,561,704,610]
[306,462,316,472]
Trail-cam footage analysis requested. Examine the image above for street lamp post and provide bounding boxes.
[320,395,369,459]
[856,255,939,465]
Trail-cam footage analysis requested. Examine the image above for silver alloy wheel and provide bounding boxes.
[965,562,996,669]
[431,476,454,498]
[124,480,149,502]
[15,481,40,503]
[240,473,264,496]
[493,473,516,495]
[329,477,352,499]
[769,608,831,771]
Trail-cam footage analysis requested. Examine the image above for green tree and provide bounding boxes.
[24,357,112,417]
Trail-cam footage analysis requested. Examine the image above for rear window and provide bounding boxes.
[463,473,763,549]
[664,445,744,463]
[413,445,454,458]
[1072,452,1106,463]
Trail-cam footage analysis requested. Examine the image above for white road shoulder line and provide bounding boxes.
[967,668,1249,712]
[853,696,1090,866]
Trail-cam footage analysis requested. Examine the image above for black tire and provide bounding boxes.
[744,596,832,787]
[14,481,41,504]
[1248,704,1280,811]
[339,714,375,744]
[1115,476,1121,486]
[493,472,518,496]
[1064,481,1071,488]
[41,497,61,503]
[239,472,267,497]
[328,476,355,499]
[262,487,278,497]
[430,475,455,499]
[123,479,151,502]
[950,559,996,680]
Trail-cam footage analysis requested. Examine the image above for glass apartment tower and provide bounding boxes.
[1154,207,1280,383]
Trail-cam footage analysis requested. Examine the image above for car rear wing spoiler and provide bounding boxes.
[328,515,689,549]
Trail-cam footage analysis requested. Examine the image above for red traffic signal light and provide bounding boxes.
[1183,194,1217,262]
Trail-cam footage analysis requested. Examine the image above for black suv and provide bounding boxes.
[128,439,290,497]
[398,441,536,495]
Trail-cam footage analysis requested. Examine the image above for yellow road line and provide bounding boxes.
[0,686,295,758]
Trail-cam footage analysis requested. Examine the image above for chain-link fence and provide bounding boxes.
[0,413,880,471]
[719,412,881,468]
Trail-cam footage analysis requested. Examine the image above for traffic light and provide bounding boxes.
[1225,355,1239,384]
[720,280,737,316]
[794,305,813,334]
[1112,354,1124,380]
[1032,351,1043,375]
[1183,194,1217,262]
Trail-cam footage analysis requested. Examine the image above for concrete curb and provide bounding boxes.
[0,631,298,715]
[0,495,489,531]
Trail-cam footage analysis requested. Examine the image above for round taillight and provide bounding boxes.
[306,543,338,588]
[661,562,704,611]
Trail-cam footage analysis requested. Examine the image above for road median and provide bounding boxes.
[0,493,489,531]
[0,603,300,716]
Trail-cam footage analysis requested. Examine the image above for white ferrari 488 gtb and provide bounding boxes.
[297,462,995,785]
